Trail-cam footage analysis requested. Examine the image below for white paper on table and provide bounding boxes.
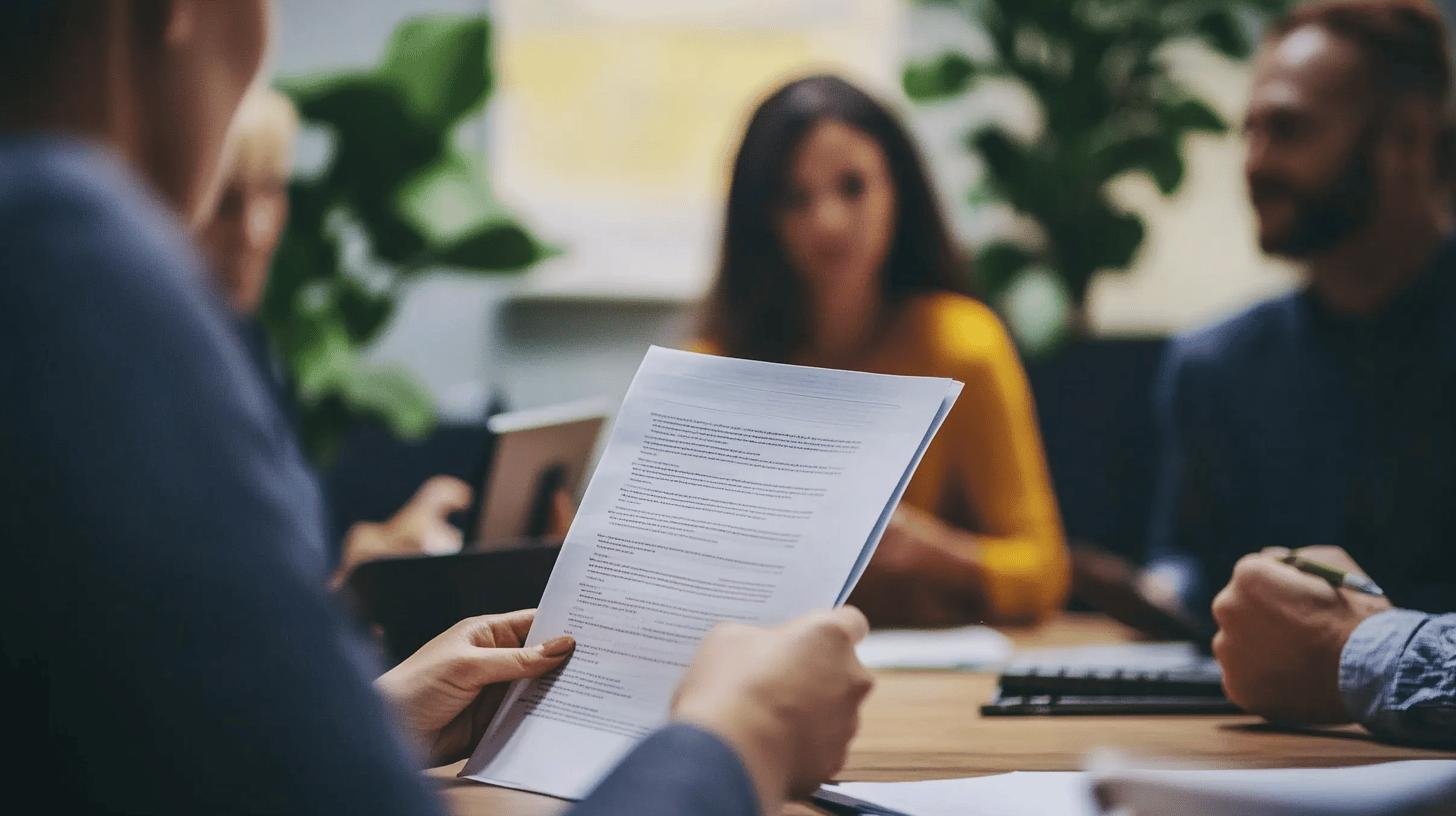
[1091,759,1456,816]
[460,346,961,799]
[826,760,1456,816]
[856,626,1012,670]
[827,772,1094,816]
[1005,641,1206,673]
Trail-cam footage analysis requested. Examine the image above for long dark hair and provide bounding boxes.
[702,74,968,362]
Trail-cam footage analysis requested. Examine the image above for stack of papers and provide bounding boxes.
[461,347,962,798]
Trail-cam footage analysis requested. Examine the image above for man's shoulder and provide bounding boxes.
[1167,292,1306,377]
[0,134,329,575]
[0,134,272,434]
[0,135,155,227]
[0,135,201,308]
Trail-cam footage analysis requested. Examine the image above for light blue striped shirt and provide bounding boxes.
[1341,610,1456,747]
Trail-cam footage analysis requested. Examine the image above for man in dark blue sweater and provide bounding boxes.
[0,2,872,813]
[1147,0,1456,622]
[1150,0,1456,745]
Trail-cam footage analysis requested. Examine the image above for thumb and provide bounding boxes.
[828,606,870,643]
[465,636,576,687]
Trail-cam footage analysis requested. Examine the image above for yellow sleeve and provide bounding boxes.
[946,314,1070,623]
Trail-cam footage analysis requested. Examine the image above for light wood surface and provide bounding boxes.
[428,614,1456,815]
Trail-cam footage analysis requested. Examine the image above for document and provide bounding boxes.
[856,625,1012,670]
[1090,759,1456,816]
[826,772,1090,816]
[825,760,1456,816]
[1006,641,1208,672]
[460,346,962,798]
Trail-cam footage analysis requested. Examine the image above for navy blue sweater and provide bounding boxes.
[1148,237,1456,620]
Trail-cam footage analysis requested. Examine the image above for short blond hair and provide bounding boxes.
[225,86,299,184]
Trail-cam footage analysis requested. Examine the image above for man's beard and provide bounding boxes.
[1251,131,1378,259]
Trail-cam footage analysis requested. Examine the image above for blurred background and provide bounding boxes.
[268,0,1456,562]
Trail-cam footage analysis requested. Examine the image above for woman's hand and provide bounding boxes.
[375,609,575,766]
[848,505,988,627]
[333,475,473,588]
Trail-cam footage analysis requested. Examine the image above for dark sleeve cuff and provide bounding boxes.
[568,724,759,816]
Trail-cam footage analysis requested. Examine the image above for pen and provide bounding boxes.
[1280,553,1385,597]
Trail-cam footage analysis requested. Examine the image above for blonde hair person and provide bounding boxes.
[194,85,481,586]
[198,85,298,315]
[698,75,1070,627]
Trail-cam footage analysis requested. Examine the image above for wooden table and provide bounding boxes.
[429,614,1455,814]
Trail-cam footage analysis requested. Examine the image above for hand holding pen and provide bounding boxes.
[1278,550,1386,598]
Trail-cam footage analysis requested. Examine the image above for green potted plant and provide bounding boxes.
[904,0,1288,351]
[267,14,550,463]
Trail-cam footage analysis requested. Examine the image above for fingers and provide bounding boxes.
[409,475,474,516]
[1231,552,1329,595]
[503,608,537,641]
[1289,545,1363,572]
[1214,552,1348,632]
[789,607,871,648]
[395,476,472,555]
[461,609,538,647]
[463,638,576,688]
[1258,545,1364,574]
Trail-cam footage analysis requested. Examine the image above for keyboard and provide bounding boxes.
[981,658,1240,716]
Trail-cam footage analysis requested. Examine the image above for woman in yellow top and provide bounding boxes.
[696,75,1068,626]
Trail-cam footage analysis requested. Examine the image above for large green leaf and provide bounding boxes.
[341,365,437,439]
[425,222,551,273]
[334,275,398,344]
[264,183,339,323]
[275,70,356,110]
[1157,96,1227,135]
[1190,9,1254,58]
[975,241,1038,293]
[1089,206,1146,270]
[396,151,504,247]
[291,311,357,402]
[969,127,1037,207]
[379,15,492,129]
[1089,133,1186,193]
[903,52,979,101]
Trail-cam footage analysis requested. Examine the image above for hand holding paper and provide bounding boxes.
[461,347,961,798]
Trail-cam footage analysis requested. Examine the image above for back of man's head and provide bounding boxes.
[1,1,272,223]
